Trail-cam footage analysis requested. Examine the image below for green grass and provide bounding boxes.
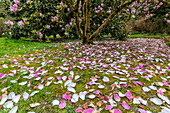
[130,34,168,38]
[0,37,62,57]
[0,38,169,113]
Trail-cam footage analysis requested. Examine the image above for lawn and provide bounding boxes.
[129,34,168,38]
[0,37,170,113]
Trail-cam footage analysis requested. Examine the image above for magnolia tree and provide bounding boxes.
[4,0,76,40]
[64,0,169,44]
[4,0,170,43]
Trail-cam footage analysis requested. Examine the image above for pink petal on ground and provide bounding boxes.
[122,101,130,109]
[139,63,144,69]
[157,90,163,95]
[1,79,7,84]
[0,73,4,78]
[83,108,94,113]
[114,94,120,102]
[62,94,71,100]
[114,109,122,113]
[138,109,147,113]
[105,105,113,110]
[93,90,100,94]
[59,100,66,109]
[125,90,132,102]
[57,76,61,80]
[75,107,83,112]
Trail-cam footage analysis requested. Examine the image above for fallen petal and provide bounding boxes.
[59,100,66,109]
[9,106,18,113]
[122,101,130,109]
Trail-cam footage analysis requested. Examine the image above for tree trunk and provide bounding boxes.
[82,0,91,44]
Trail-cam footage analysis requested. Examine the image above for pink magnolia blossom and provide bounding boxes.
[23,18,27,22]
[114,94,120,102]
[39,13,42,16]
[75,107,83,112]
[46,25,50,29]
[114,109,122,113]
[59,100,66,109]
[10,4,18,12]
[26,0,31,4]
[13,0,20,4]
[40,34,43,38]
[105,105,113,110]
[60,2,63,7]
[5,20,14,26]
[62,94,71,100]
[125,90,132,102]
[122,101,130,109]
[83,108,94,113]
[165,13,168,17]
[51,16,57,22]
[18,20,24,26]
[167,20,170,23]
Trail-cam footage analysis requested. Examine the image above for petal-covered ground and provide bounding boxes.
[0,38,170,113]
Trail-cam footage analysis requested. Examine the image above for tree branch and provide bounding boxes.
[90,0,136,41]
[65,0,83,38]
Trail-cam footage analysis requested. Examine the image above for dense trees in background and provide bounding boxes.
[0,0,169,44]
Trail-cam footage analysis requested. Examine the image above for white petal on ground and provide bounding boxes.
[12,95,21,103]
[34,77,41,81]
[109,99,117,107]
[52,100,59,106]
[48,77,54,80]
[45,81,52,86]
[118,92,125,97]
[30,91,39,96]
[71,94,79,103]
[54,70,63,75]
[9,106,18,113]
[159,107,170,113]
[149,86,157,90]
[27,112,35,113]
[0,95,8,105]
[62,76,67,81]
[23,92,29,101]
[103,76,110,82]
[8,92,15,99]
[150,98,162,105]
[1,87,10,92]
[75,75,80,80]
[138,97,147,105]
[142,87,151,92]
[157,94,170,104]
[3,101,13,108]
[19,81,27,86]
[64,80,72,87]
[119,78,127,81]
[133,98,140,104]
[67,82,76,87]
[88,95,96,99]
[38,84,44,90]
[70,71,74,77]
[30,103,40,107]
[10,80,17,83]
[98,85,105,89]
[79,92,86,100]
[67,87,76,93]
